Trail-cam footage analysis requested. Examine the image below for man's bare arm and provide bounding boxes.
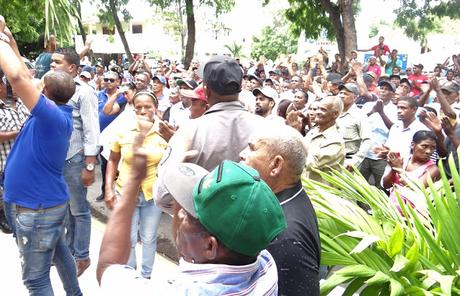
[0,18,40,111]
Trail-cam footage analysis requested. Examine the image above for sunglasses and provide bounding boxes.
[104,78,116,83]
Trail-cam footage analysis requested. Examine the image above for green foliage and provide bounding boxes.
[0,0,45,44]
[250,18,298,61]
[224,42,244,59]
[303,152,460,295]
[394,0,458,47]
[97,0,132,28]
[284,0,334,40]
[45,0,78,46]
[264,0,360,40]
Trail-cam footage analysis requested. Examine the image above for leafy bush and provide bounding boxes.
[303,155,460,295]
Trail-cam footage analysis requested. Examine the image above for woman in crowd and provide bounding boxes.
[382,130,440,214]
[104,90,167,279]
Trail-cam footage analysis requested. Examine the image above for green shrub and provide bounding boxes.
[303,154,460,295]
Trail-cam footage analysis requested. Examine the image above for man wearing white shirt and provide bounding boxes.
[379,96,429,161]
[360,81,398,188]
[169,88,192,129]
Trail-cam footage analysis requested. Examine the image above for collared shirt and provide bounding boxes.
[362,101,398,160]
[4,94,73,209]
[101,249,279,296]
[169,102,190,129]
[336,104,372,167]
[155,100,265,213]
[267,182,320,296]
[0,99,29,172]
[304,124,345,183]
[385,119,429,160]
[111,122,167,201]
[66,79,100,159]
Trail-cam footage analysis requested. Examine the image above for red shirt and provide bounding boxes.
[408,74,429,96]
[371,44,390,56]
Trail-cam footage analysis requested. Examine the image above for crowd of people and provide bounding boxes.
[1,12,460,295]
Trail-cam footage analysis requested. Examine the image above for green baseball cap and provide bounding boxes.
[164,160,286,257]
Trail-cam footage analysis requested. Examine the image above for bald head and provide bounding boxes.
[43,70,76,104]
[244,124,307,184]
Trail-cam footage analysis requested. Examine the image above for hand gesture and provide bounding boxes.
[420,110,442,133]
[351,61,363,74]
[104,189,117,210]
[137,118,154,136]
[441,116,457,137]
[429,77,440,91]
[158,119,176,142]
[387,151,403,169]
[84,38,93,48]
[372,100,384,114]
[373,144,390,159]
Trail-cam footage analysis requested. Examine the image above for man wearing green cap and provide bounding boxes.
[97,127,286,295]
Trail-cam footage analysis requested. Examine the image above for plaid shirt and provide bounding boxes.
[0,99,29,173]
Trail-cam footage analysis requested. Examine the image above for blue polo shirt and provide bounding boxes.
[3,94,73,209]
[98,89,127,132]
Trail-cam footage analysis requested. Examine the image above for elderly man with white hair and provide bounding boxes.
[240,124,321,296]
[304,96,345,183]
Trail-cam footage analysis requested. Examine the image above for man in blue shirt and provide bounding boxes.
[98,71,127,132]
[96,70,126,201]
[0,18,82,296]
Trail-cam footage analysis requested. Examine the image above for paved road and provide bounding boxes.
[0,218,178,296]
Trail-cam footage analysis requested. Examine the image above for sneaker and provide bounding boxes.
[76,258,91,277]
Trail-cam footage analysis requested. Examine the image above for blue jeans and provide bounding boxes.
[64,152,91,260]
[4,201,82,296]
[117,190,162,278]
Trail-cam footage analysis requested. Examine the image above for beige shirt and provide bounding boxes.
[304,124,345,183]
[336,104,372,167]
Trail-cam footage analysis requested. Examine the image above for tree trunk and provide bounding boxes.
[340,0,357,60]
[177,0,186,62]
[320,0,345,61]
[75,1,86,44]
[109,0,133,63]
[77,18,87,45]
[184,0,195,69]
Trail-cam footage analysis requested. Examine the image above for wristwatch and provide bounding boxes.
[85,163,95,172]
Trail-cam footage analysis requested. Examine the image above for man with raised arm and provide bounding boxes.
[0,17,82,295]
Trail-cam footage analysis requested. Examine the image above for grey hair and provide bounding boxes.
[325,95,343,115]
[251,124,307,177]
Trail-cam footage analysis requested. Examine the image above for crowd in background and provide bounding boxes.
[1,26,460,295]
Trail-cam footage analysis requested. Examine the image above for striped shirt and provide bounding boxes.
[66,79,100,159]
[101,249,279,295]
[0,99,29,172]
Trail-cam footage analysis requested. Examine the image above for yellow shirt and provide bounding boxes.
[111,123,167,201]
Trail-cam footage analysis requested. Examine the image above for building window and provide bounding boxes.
[132,24,143,34]
[102,26,115,35]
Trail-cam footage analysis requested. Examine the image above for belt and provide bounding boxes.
[15,202,67,213]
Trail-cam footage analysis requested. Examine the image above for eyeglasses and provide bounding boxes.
[104,78,116,83]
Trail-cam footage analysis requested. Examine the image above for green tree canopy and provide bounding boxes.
[394,0,459,51]
[250,18,298,61]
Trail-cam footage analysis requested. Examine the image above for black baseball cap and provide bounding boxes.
[198,55,243,95]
